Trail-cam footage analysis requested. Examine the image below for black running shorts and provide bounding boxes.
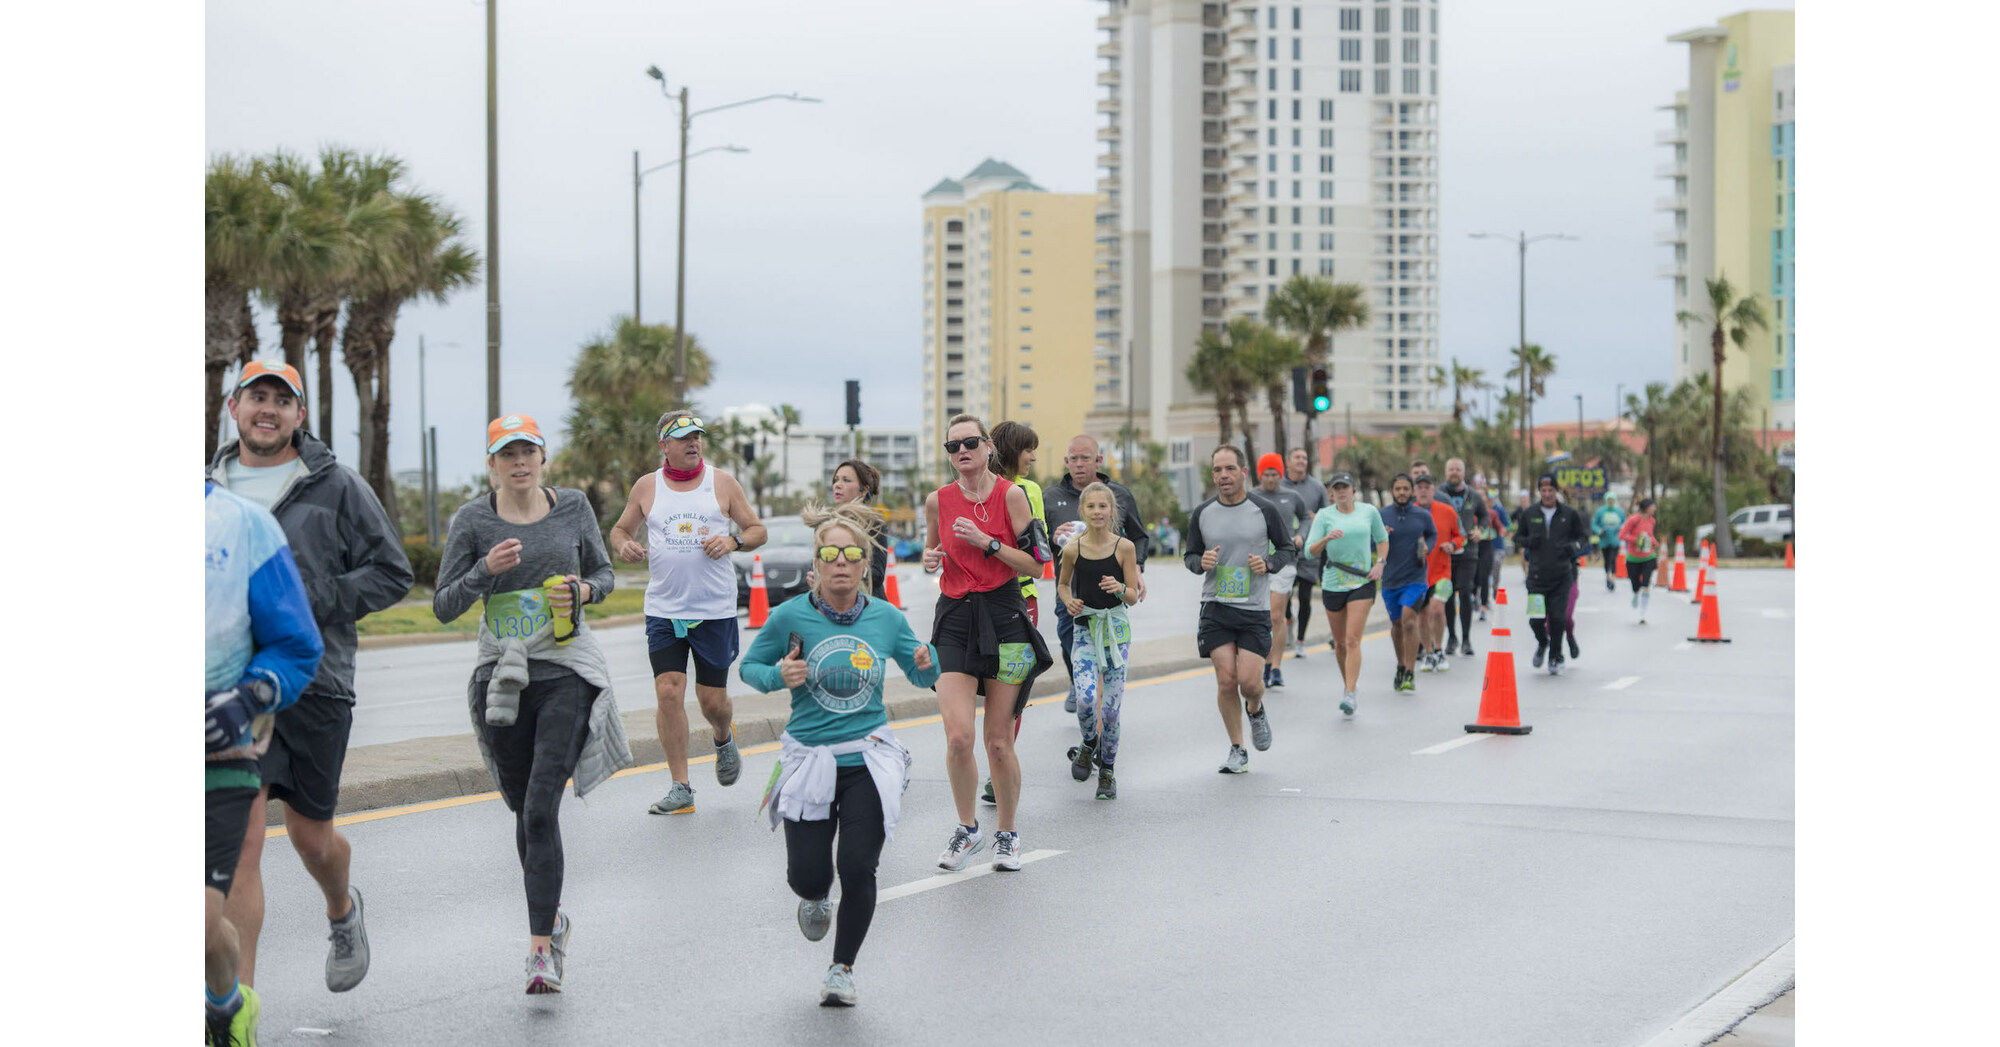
[260,694,354,823]
[1321,582,1378,613]
[1197,602,1272,659]
[205,760,261,896]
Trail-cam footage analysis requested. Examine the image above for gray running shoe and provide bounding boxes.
[937,824,985,871]
[714,733,741,787]
[326,886,369,993]
[1339,691,1356,717]
[1064,693,1077,713]
[819,964,857,1007]
[524,947,562,995]
[1095,767,1117,800]
[1247,705,1272,752]
[992,830,1023,871]
[549,911,570,976]
[1435,652,1450,673]
[798,896,833,942]
[1219,745,1249,774]
[1071,738,1097,782]
[648,781,696,815]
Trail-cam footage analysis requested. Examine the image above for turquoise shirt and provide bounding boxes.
[1591,505,1626,548]
[741,594,940,766]
[1305,503,1388,592]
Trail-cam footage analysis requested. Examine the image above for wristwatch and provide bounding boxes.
[732,534,744,550]
[983,537,1002,558]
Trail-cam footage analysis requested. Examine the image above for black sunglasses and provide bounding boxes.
[942,436,985,454]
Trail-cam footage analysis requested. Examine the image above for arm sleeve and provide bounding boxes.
[1182,504,1208,575]
[575,502,614,603]
[243,544,324,712]
[1260,500,1298,573]
[738,604,792,694]
[892,614,942,690]
[432,505,494,624]
[309,473,416,623]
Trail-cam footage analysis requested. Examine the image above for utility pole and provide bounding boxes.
[1575,393,1584,449]
[632,150,641,324]
[1124,338,1135,483]
[484,0,501,421]
[1471,230,1576,491]
[420,335,433,546]
[673,84,690,405]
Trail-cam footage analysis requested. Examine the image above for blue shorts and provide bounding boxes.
[645,615,741,689]
[1384,583,1429,622]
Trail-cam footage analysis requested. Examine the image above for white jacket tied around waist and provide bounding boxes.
[763,727,912,842]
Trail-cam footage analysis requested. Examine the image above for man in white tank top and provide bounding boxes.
[609,411,767,814]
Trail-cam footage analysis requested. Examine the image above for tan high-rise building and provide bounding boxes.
[1661,10,1795,428]
[920,161,1098,480]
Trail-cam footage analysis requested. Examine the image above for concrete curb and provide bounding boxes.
[1635,937,1795,1047]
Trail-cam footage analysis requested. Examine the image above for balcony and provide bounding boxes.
[1097,13,1118,30]
[1203,37,1224,57]
[1203,273,1227,292]
[1097,124,1120,141]
[1203,173,1228,194]
[1203,4,1225,28]
[1202,248,1227,268]
[1202,227,1225,245]
[1203,199,1226,219]
[1655,127,1686,145]
[1097,96,1119,114]
[1655,228,1686,244]
[1098,40,1119,59]
[1656,263,1685,279]
[1203,68,1225,87]
[1203,125,1226,144]
[1655,161,1687,178]
[1655,195,1687,212]
[1099,150,1120,169]
[1202,148,1228,170]
[1098,68,1119,86]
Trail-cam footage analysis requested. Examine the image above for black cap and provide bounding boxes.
[1328,471,1355,488]
[1413,472,1435,486]
[1537,472,1558,488]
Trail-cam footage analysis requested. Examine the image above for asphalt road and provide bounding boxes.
[249,567,1795,1045]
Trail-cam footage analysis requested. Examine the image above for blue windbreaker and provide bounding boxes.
[206,482,322,714]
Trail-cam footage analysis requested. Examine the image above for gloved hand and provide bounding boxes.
[206,678,276,753]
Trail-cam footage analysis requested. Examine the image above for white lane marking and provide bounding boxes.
[294,1030,335,1037]
[878,849,1066,903]
[1674,641,1692,651]
[1412,734,1492,756]
[1279,787,1302,794]
[1635,938,1794,1047]
[1760,608,1790,619]
[1604,676,1641,691]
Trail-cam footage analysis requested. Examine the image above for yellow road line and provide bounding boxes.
[267,627,1391,838]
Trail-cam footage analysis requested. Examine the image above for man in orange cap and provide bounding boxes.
[206,359,413,994]
[1253,453,1309,688]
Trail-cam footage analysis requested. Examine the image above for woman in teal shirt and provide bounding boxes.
[741,501,938,1008]
[1305,472,1389,716]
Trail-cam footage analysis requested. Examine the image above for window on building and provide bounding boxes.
[1291,154,1301,172]
[1431,6,1438,32]
[1267,206,1278,223]
[1776,194,1784,216]
[1319,155,1334,172]
[1292,38,1301,59]
[1374,69,1390,94]
[1402,6,1419,32]
[1291,127,1301,146]
[1319,180,1334,199]
[1341,8,1361,31]
[1268,37,1276,60]
[1320,232,1335,250]
[1268,5,1277,28]
[1320,128,1334,147]
[1267,232,1277,250]
[1268,154,1278,172]
[1269,98,1278,119]
[1020,248,1031,256]
[1292,180,1302,198]
[1403,69,1420,94]
[1291,258,1302,274]
[1402,38,1419,63]
[1020,268,1031,276]
[1319,258,1335,275]
[1268,127,1278,146]
[1320,99,1334,120]
[1292,99,1301,119]
[1020,363,1032,371]
[1290,232,1302,250]
[1341,69,1361,92]
[1374,6,1389,32]
[1374,37,1390,63]
[1019,229,1032,237]
[1341,38,1360,61]
[1269,179,1278,198]
[1019,306,1031,313]
[1293,7,1301,29]
[1292,206,1302,224]
[1430,70,1438,95]
[1320,206,1334,224]
[1268,68,1277,90]
[1268,258,1278,276]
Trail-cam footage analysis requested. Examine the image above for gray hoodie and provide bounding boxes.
[207,430,414,703]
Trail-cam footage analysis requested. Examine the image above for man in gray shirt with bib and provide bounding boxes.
[1183,446,1297,774]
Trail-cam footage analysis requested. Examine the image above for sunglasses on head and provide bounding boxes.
[942,436,985,454]
[660,416,703,438]
[815,545,867,563]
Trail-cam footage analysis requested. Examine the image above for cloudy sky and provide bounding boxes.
[205,0,1791,484]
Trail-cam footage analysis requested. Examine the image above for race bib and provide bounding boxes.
[995,642,1035,685]
[1214,564,1252,602]
[1433,578,1453,601]
[1636,532,1654,556]
[1527,593,1546,620]
[484,587,551,640]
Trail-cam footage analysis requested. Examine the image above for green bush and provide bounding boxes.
[403,538,442,589]
[1737,536,1783,558]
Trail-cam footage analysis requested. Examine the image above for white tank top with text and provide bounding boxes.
[644,467,737,620]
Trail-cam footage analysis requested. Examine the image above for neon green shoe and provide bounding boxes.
[214,985,260,1046]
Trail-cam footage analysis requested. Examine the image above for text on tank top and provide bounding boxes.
[937,476,1019,599]
[645,466,737,620]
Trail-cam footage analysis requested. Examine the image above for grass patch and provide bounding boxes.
[359,586,649,637]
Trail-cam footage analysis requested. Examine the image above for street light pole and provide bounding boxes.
[484,0,501,422]
[1575,393,1584,449]
[634,145,745,328]
[1470,230,1576,490]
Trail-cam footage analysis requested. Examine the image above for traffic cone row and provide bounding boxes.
[747,553,770,629]
[1668,536,1690,593]
[1466,588,1532,735]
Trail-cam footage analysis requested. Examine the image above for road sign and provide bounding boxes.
[1776,443,1794,469]
[1554,465,1607,495]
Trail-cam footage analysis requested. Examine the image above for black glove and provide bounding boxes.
[205,678,276,753]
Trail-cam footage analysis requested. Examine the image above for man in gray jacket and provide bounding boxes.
[205,360,414,994]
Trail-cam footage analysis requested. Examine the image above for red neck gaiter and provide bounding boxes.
[664,458,704,483]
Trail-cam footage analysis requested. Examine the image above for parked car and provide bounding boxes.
[1695,503,1793,546]
[892,535,923,562]
[733,516,816,610]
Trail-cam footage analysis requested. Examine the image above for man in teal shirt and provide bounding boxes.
[1590,494,1626,593]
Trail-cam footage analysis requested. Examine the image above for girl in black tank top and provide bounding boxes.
[1053,483,1141,800]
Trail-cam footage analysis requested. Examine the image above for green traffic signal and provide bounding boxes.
[1312,394,1331,412]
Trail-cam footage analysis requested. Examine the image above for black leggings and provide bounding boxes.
[1291,575,1316,642]
[1628,560,1656,592]
[784,765,887,967]
[1445,558,1477,643]
[1472,542,1494,606]
[1602,547,1619,581]
[474,669,596,937]
[1526,579,1574,658]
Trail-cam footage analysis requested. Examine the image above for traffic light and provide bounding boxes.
[845,380,861,427]
[1310,367,1331,414]
[1291,366,1311,414]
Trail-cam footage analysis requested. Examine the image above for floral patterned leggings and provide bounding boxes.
[1072,632,1130,768]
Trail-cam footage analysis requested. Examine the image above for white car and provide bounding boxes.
[1695,504,1793,546]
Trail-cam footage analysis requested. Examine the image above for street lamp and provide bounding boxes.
[1574,393,1584,450]
[645,65,821,404]
[634,145,747,324]
[1470,230,1576,489]
[419,336,461,547]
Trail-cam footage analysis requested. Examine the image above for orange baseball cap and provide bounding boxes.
[1257,452,1284,475]
[236,359,305,399]
[486,414,546,454]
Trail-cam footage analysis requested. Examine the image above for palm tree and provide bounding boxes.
[775,403,803,496]
[569,317,714,404]
[1264,275,1370,446]
[1399,425,1427,465]
[1239,324,1305,459]
[1504,343,1557,468]
[1623,381,1672,502]
[205,154,277,461]
[559,317,717,517]
[1433,359,1489,425]
[1186,323,1254,454]
[1677,275,1769,557]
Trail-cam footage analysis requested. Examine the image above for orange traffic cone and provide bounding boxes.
[1691,557,1709,604]
[1784,540,1794,569]
[1668,536,1689,592]
[747,553,770,629]
[1705,542,1718,567]
[883,543,906,610]
[1615,551,1628,579]
[1688,566,1730,643]
[1466,588,1532,735]
[1042,557,1055,581]
[1577,551,1590,569]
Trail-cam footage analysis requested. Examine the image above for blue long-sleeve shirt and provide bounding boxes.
[741,594,939,766]
[206,482,323,712]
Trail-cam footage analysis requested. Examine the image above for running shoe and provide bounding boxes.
[1605,578,1615,592]
[1445,638,1458,656]
[1095,767,1117,800]
[1269,669,1286,689]
[1461,638,1475,658]
[980,778,996,805]
[1478,608,1488,622]
[215,985,259,1047]
[1548,657,1565,677]
[1071,737,1097,782]
[525,946,562,994]
[1434,652,1450,673]
[648,781,696,815]
[1532,643,1546,669]
[1567,636,1581,660]
[714,733,742,787]
[820,964,857,1007]
[1247,705,1272,751]
[1064,693,1078,714]
[798,896,833,942]
[937,823,985,871]
[1218,745,1250,774]
[993,830,1023,871]
[1339,691,1356,717]
[550,911,570,977]
[1397,670,1416,694]
[326,885,369,992]
[1293,645,1308,659]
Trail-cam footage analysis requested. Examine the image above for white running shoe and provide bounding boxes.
[992,830,1023,871]
[1218,745,1250,774]
[1339,692,1356,717]
[819,964,857,1007]
[937,824,985,871]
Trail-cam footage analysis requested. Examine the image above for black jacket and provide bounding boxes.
[208,430,415,701]
[1512,500,1590,593]
[1043,471,1150,567]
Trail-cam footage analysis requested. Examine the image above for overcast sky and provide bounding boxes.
[205,0,1791,484]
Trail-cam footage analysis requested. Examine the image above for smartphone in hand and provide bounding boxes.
[787,632,805,660]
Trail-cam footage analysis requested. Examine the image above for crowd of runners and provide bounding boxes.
[203,365,1664,1038]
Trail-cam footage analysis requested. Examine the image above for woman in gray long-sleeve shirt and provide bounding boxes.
[434,414,614,995]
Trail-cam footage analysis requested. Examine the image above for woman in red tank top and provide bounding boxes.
[922,414,1052,874]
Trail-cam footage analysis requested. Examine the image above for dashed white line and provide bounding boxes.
[877,849,1066,903]
[1673,641,1692,651]
[1760,608,1790,619]
[1413,734,1493,756]
[1604,676,1641,691]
